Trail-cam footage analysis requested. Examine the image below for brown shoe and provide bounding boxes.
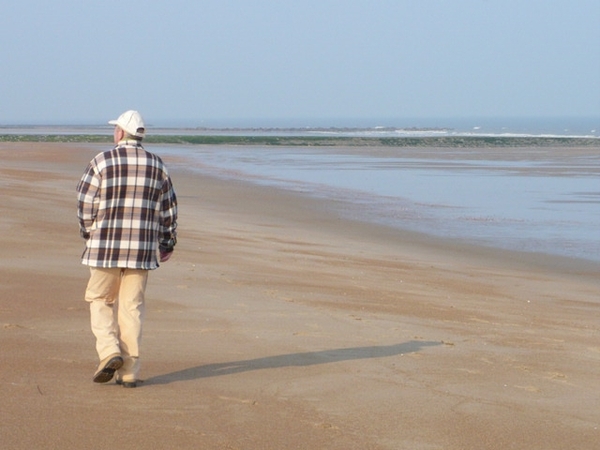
[93,354,124,383]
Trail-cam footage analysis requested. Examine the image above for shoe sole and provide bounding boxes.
[116,379,139,388]
[93,356,124,383]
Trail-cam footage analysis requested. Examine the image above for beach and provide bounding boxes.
[1,142,599,449]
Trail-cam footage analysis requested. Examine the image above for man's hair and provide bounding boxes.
[125,132,143,141]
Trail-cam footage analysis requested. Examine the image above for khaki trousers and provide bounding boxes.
[85,267,149,382]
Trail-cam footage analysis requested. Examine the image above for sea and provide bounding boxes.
[3,116,599,264]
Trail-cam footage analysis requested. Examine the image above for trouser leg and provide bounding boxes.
[116,269,148,382]
[85,268,121,360]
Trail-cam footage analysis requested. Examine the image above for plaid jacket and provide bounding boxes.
[77,140,178,269]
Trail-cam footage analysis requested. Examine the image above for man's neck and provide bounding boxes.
[117,138,143,146]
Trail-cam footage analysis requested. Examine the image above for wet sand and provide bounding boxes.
[1,142,599,449]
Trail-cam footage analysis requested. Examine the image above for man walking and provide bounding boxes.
[77,110,178,388]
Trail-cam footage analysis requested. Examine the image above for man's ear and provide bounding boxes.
[115,127,125,142]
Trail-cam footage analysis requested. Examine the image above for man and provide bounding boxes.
[76,110,178,388]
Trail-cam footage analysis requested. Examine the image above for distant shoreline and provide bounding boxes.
[1,134,598,147]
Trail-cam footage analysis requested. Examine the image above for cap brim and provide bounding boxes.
[108,120,118,125]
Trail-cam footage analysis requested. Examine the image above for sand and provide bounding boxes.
[1,142,599,449]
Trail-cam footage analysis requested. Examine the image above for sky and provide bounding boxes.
[1,0,599,127]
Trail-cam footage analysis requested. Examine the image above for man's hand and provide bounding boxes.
[159,238,176,263]
[160,250,173,262]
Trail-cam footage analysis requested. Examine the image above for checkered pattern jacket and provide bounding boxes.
[77,141,178,269]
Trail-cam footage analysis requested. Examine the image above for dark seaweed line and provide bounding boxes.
[1,134,598,147]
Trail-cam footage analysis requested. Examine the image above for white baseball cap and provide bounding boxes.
[108,110,146,138]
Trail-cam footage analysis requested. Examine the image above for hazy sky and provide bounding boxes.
[1,1,598,126]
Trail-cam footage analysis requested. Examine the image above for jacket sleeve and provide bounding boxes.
[158,173,178,251]
[76,162,101,239]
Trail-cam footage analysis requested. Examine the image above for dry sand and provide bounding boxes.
[1,142,599,449]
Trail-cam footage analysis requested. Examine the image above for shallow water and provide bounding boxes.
[158,145,600,264]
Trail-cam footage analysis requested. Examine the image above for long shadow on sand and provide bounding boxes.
[147,340,441,385]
